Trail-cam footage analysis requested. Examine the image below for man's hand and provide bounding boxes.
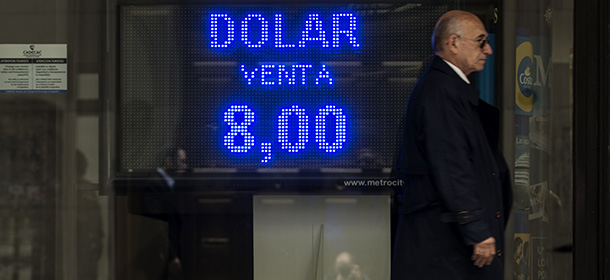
[472,237,496,268]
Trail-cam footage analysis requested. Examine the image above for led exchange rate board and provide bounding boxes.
[119,4,446,173]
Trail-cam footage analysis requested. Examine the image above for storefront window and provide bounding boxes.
[110,3,456,280]
[0,0,578,279]
[509,0,573,279]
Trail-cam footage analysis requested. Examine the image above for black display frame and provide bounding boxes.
[102,1,461,192]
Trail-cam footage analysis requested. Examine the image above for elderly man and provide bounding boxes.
[392,10,513,279]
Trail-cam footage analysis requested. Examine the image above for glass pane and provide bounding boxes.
[511,0,573,279]
[0,0,578,279]
[112,3,457,280]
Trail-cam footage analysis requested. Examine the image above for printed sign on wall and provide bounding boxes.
[0,44,67,93]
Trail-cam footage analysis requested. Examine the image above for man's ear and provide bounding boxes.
[447,34,460,54]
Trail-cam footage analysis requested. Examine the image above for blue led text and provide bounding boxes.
[210,13,360,49]
[223,105,256,153]
[278,105,309,152]
[315,105,346,153]
[223,105,347,162]
[241,64,333,86]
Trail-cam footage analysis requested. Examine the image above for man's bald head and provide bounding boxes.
[432,10,483,54]
[430,10,492,75]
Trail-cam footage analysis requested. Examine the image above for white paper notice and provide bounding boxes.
[0,44,67,93]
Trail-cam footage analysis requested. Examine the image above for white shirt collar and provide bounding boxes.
[442,59,470,84]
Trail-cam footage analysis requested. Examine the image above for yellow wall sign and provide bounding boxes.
[516,41,534,113]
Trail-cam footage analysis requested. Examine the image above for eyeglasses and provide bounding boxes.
[456,34,489,49]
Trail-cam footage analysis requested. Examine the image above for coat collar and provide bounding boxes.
[429,56,480,106]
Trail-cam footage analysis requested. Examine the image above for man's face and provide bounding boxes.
[335,252,354,276]
[454,19,493,75]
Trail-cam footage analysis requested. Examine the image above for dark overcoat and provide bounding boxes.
[392,56,513,280]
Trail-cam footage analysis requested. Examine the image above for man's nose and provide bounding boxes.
[483,41,493,55]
